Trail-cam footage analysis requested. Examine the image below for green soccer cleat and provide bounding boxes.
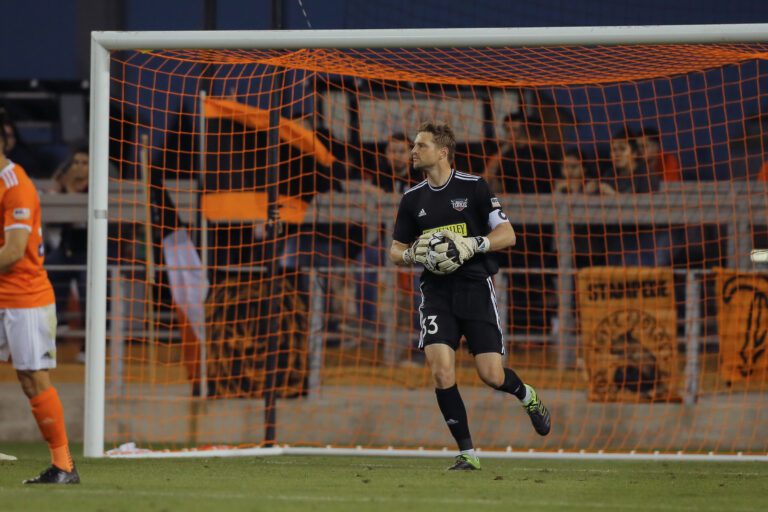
[447,453,481,471]
[522,384,551,436]
[23,465,80,484]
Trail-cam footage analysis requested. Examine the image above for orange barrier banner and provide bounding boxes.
[715,269,768,384]
[205,277,308,399]
[577,267,681,402]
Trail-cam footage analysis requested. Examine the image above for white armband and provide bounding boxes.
[488,209,509,230]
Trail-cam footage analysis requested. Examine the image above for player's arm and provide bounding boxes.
[439,210,514,263]
[391,193,431,267]
[390,235,431,266]
[438,177,516,262]
[0,228,29,273]
[484,216,516,251]
[474,178,516,252]
[390,240,411,266]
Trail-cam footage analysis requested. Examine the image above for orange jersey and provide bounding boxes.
[0,161,55,308]
[757,162,768,181]
[660,152,682,182]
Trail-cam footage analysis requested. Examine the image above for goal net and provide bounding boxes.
[87,27,768,459]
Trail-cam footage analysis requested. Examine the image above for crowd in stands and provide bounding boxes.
[293,109,705,354]
[338,110,726,342]
[477,115,691,333]
[0,98,752,360]
[46,145,90,361]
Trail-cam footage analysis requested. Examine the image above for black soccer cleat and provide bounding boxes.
[447,453,481,471]
[522,384,551,436]
[23,464,80,484]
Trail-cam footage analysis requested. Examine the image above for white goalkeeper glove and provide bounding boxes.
[426,233,462,275]
[438,230,490,263]
[402,233,431,265]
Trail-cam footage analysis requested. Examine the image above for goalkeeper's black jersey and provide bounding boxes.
[393,169,506,281]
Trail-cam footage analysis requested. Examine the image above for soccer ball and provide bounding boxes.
[425,232,462,275]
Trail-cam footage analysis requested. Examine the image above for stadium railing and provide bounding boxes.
[37,179,764,406]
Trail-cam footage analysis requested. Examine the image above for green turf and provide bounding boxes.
[1,442,766,512]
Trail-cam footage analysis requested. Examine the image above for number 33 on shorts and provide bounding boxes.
[421,314,439,336]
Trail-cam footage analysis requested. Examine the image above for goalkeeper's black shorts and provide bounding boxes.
[417,275,504,355]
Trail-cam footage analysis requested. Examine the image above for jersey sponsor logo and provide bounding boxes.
[418,208,427,217]
[422,222,468,236]
[491,197,501,208]
[451,198,468,211]
[12,208,30,220]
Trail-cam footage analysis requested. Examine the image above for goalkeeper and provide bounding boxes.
[390,122,550,471]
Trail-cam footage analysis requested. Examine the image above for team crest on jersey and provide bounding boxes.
[12,208,30,220]
[451,198,468,211]
[491,197,501,208]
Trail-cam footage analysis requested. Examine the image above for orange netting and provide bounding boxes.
[104,43,768,455]
[136,44,768,86]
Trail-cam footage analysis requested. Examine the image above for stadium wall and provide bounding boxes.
[2,383,766,455]
[1,0,768,80]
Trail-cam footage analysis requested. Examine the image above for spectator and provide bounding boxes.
[634,126,682,182]
[601,127,671,267]
[273,120,369,340]
[554,147,613,196]
[601,126,660,194]
[1,109,44,178]
[360,133,422,362]
[637,127,707,274]
[50,146,89,195]
[486,113,555,334]
[482,112,552,194]
[554,148,610,268]
[368,132,419,195]
[45,144,89,361]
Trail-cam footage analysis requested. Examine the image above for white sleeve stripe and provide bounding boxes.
[0,167,19,188]
[402,180,429,195]
[4,224,32,232]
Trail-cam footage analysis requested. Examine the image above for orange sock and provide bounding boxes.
[29,386,74,472]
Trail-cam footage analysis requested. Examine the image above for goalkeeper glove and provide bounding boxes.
[402,233,431,265]
[438,230,490,263]
[426,233,462,275]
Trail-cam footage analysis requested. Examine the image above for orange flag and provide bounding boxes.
[203,97,335,167]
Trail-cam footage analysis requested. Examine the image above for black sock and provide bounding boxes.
[435,384,473,451]
[495,368,526,400]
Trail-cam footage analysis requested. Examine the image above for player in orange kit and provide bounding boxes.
[0,109,79,484]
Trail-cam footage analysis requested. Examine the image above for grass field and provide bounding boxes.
[1,442,766,511]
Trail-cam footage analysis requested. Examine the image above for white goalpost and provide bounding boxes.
[86,24,768,460]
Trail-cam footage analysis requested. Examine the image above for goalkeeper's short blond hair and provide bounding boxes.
[417,122,456,162]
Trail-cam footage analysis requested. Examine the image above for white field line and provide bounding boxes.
[252,458,768,476]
